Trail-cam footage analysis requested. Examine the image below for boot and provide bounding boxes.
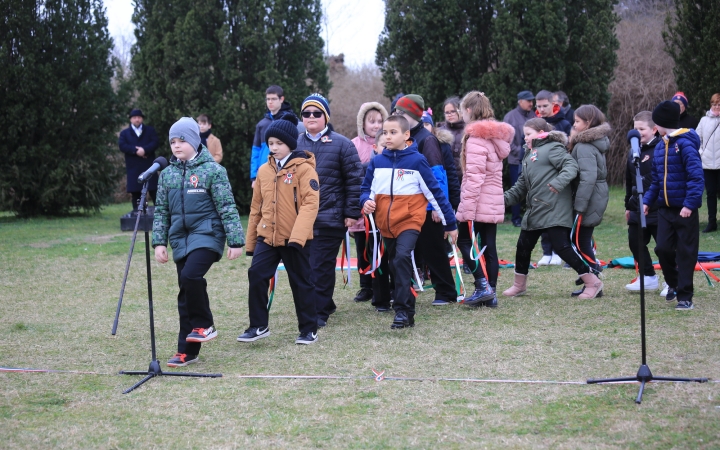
[502,273,527,297]
[463,278,496,306]
[578,272,603,299]
[702,219,717,233]
[571,286,603,298]
[485,286,498,308]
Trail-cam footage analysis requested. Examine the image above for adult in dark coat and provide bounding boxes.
[672,92,700,130]
[503,90,535,226]
[119,109,160,211]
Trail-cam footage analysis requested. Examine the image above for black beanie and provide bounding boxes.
[652,101,680,129]
[264,113,299,150]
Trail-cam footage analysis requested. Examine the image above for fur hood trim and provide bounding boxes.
[356,102,389,140]
[435,128,454,145]
[571,122,612,145]
[543,130,569,146]
[464,119,514,143]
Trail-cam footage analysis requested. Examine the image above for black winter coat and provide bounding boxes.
[119,124,160,192]
[625,135,660,225]
[297,129,363,234]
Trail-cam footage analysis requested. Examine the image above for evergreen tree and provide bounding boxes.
[131,0,329,212]
[0,0,124,216]
[664,0,720,118]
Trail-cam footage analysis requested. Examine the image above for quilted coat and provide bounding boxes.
[569,122,611,227]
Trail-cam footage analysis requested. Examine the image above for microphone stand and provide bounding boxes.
[112,180,221,394]
[587,149,707,403]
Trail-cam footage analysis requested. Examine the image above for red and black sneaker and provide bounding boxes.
[167,353,198,367]
[186,325,218,343]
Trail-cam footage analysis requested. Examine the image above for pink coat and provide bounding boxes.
[455,120,514,224]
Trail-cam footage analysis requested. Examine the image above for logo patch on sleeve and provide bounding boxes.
[309,179,319,191]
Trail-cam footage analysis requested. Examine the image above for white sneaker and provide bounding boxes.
[549,253,562,265]
[660,282,669,297]
[625,275,659,292]
[537,255,552,266]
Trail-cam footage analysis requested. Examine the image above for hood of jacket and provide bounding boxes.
[435,128,454,146]
[266,150,316,170]
[356,102,389,140]
[532,130,568,148]
[265,101,297,121]
[464,119,514,160]
[571,122,611,154]
[380,139,419,158]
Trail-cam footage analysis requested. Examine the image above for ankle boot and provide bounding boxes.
[571,286,603,298]
[703,219,717,233]
[502,273,527,297]
[578,272,603,299]
[463,278,496,306]
[485,286,498,308]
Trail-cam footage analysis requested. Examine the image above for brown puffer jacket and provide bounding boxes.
[246,151,319,253]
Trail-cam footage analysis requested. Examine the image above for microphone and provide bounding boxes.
[627,129,641,161]
[137,156,169,183]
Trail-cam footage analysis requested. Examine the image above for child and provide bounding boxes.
[624,111,662,292]
[153,117,245,367]
[643,101,704,310]
[238,114,321,344]
[454,91,514,307]
[567,105,611,295]
[197,114,223,163]
[503,118,604,299]
[360,116,458,329]
[349,102,388,303]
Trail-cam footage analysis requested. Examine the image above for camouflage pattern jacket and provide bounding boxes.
[152,147,245,262]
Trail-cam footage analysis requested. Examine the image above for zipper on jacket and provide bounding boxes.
[294,186,299,215]
[387,152,397,237]
[663,139,670,207]
[181,162,188,248]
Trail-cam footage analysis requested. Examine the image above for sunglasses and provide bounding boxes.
[301,111,324,118]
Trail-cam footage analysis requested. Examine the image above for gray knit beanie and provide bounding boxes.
[168,117,201,150]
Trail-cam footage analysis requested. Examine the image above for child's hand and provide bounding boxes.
[431,211,441,223]
[680,207,692,218]
[643,204,649,216]
[363,200,376,214]
[155,245,168,264]
[227,247,242,260]
[445,229,459,244]
[344,218,356,227]
[548,184,559,194]
[625,210,630,222]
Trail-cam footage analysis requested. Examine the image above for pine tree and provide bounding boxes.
[664,0,720,118]
[0,0,124,216]
[131,0,329,212]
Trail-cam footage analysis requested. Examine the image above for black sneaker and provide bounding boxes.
[666,287,677,302]
[237,326,270,342]
[296,331,318,345]
[353,288,373,302]
[391,311,415,329]
[375,304,392,312]
[186,325,218,342]
[675,300,694,310]
[167,353,198,367]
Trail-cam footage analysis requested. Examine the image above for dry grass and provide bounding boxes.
[1,190,720,448]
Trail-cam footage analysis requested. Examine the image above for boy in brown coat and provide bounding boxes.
[237,114,321,344]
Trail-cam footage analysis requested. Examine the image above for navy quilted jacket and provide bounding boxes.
[643,129,704,210]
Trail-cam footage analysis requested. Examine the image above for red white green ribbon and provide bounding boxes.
[449,238,465,301]
[267,270,279,310]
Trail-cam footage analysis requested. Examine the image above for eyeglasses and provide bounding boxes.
[444,110,458,116]
[301,111,324,118]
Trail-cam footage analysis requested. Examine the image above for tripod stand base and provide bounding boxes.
[588,365,708,404]
[119,360,222,394]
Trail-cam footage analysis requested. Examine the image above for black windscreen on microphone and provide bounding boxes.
[627,129,641,160]
[137,156,169,183]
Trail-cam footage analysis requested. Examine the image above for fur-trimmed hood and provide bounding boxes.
[571,122,611,145]
[356,102,389,140]
[464,119,514,143]
[435,128,455,146]
[534,130,568,148]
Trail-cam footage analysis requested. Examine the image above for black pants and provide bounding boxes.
[540,232,553,256]
[247,240,317,334]
[456,221,499,287]
[414,211,457,301]
[574,225,601,272]
[514,227,589,276]
[131,190,156,210]
[655,207,699,302]
[353,231,373,290]
[385,230,420,316]
[509,164,522,223]
[704,169,720,222]
[628,222,658,276]
[175,248,217,356]
[310,232,344,321]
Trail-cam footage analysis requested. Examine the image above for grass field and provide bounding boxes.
[1,187,719,449]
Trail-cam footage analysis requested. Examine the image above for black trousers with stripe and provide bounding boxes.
[175,248,217,356]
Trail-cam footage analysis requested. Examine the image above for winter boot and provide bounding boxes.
[463,278,496,306]
[578,272,603,299]
[702,219,717,233]
[502,273,527,297]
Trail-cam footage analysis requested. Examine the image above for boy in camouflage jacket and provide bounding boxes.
[152,117,245,367]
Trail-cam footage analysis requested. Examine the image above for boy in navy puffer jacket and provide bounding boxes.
[643,101,704,310]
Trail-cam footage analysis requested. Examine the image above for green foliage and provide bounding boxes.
[0,0,125,216]
[664,0,720,118]
[376,0,619,119]
[131,0,330,213]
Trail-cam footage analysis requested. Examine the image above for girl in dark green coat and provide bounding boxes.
[503,118,604,299]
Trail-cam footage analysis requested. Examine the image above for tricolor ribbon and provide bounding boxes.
[342,231,352,287]
[410,250,424,292]
[698,260,719,287]
[267,270,279,310]
[372,368,385,381]
[449,238,466,301]
[469,221,482,263]
[359,213,384,277]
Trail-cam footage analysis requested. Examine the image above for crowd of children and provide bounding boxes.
[149,85,711,367]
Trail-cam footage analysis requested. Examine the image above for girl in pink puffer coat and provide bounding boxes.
[455,91,514,307]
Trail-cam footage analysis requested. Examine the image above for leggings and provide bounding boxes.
[456,221,499,287]
[514,227,589,276]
